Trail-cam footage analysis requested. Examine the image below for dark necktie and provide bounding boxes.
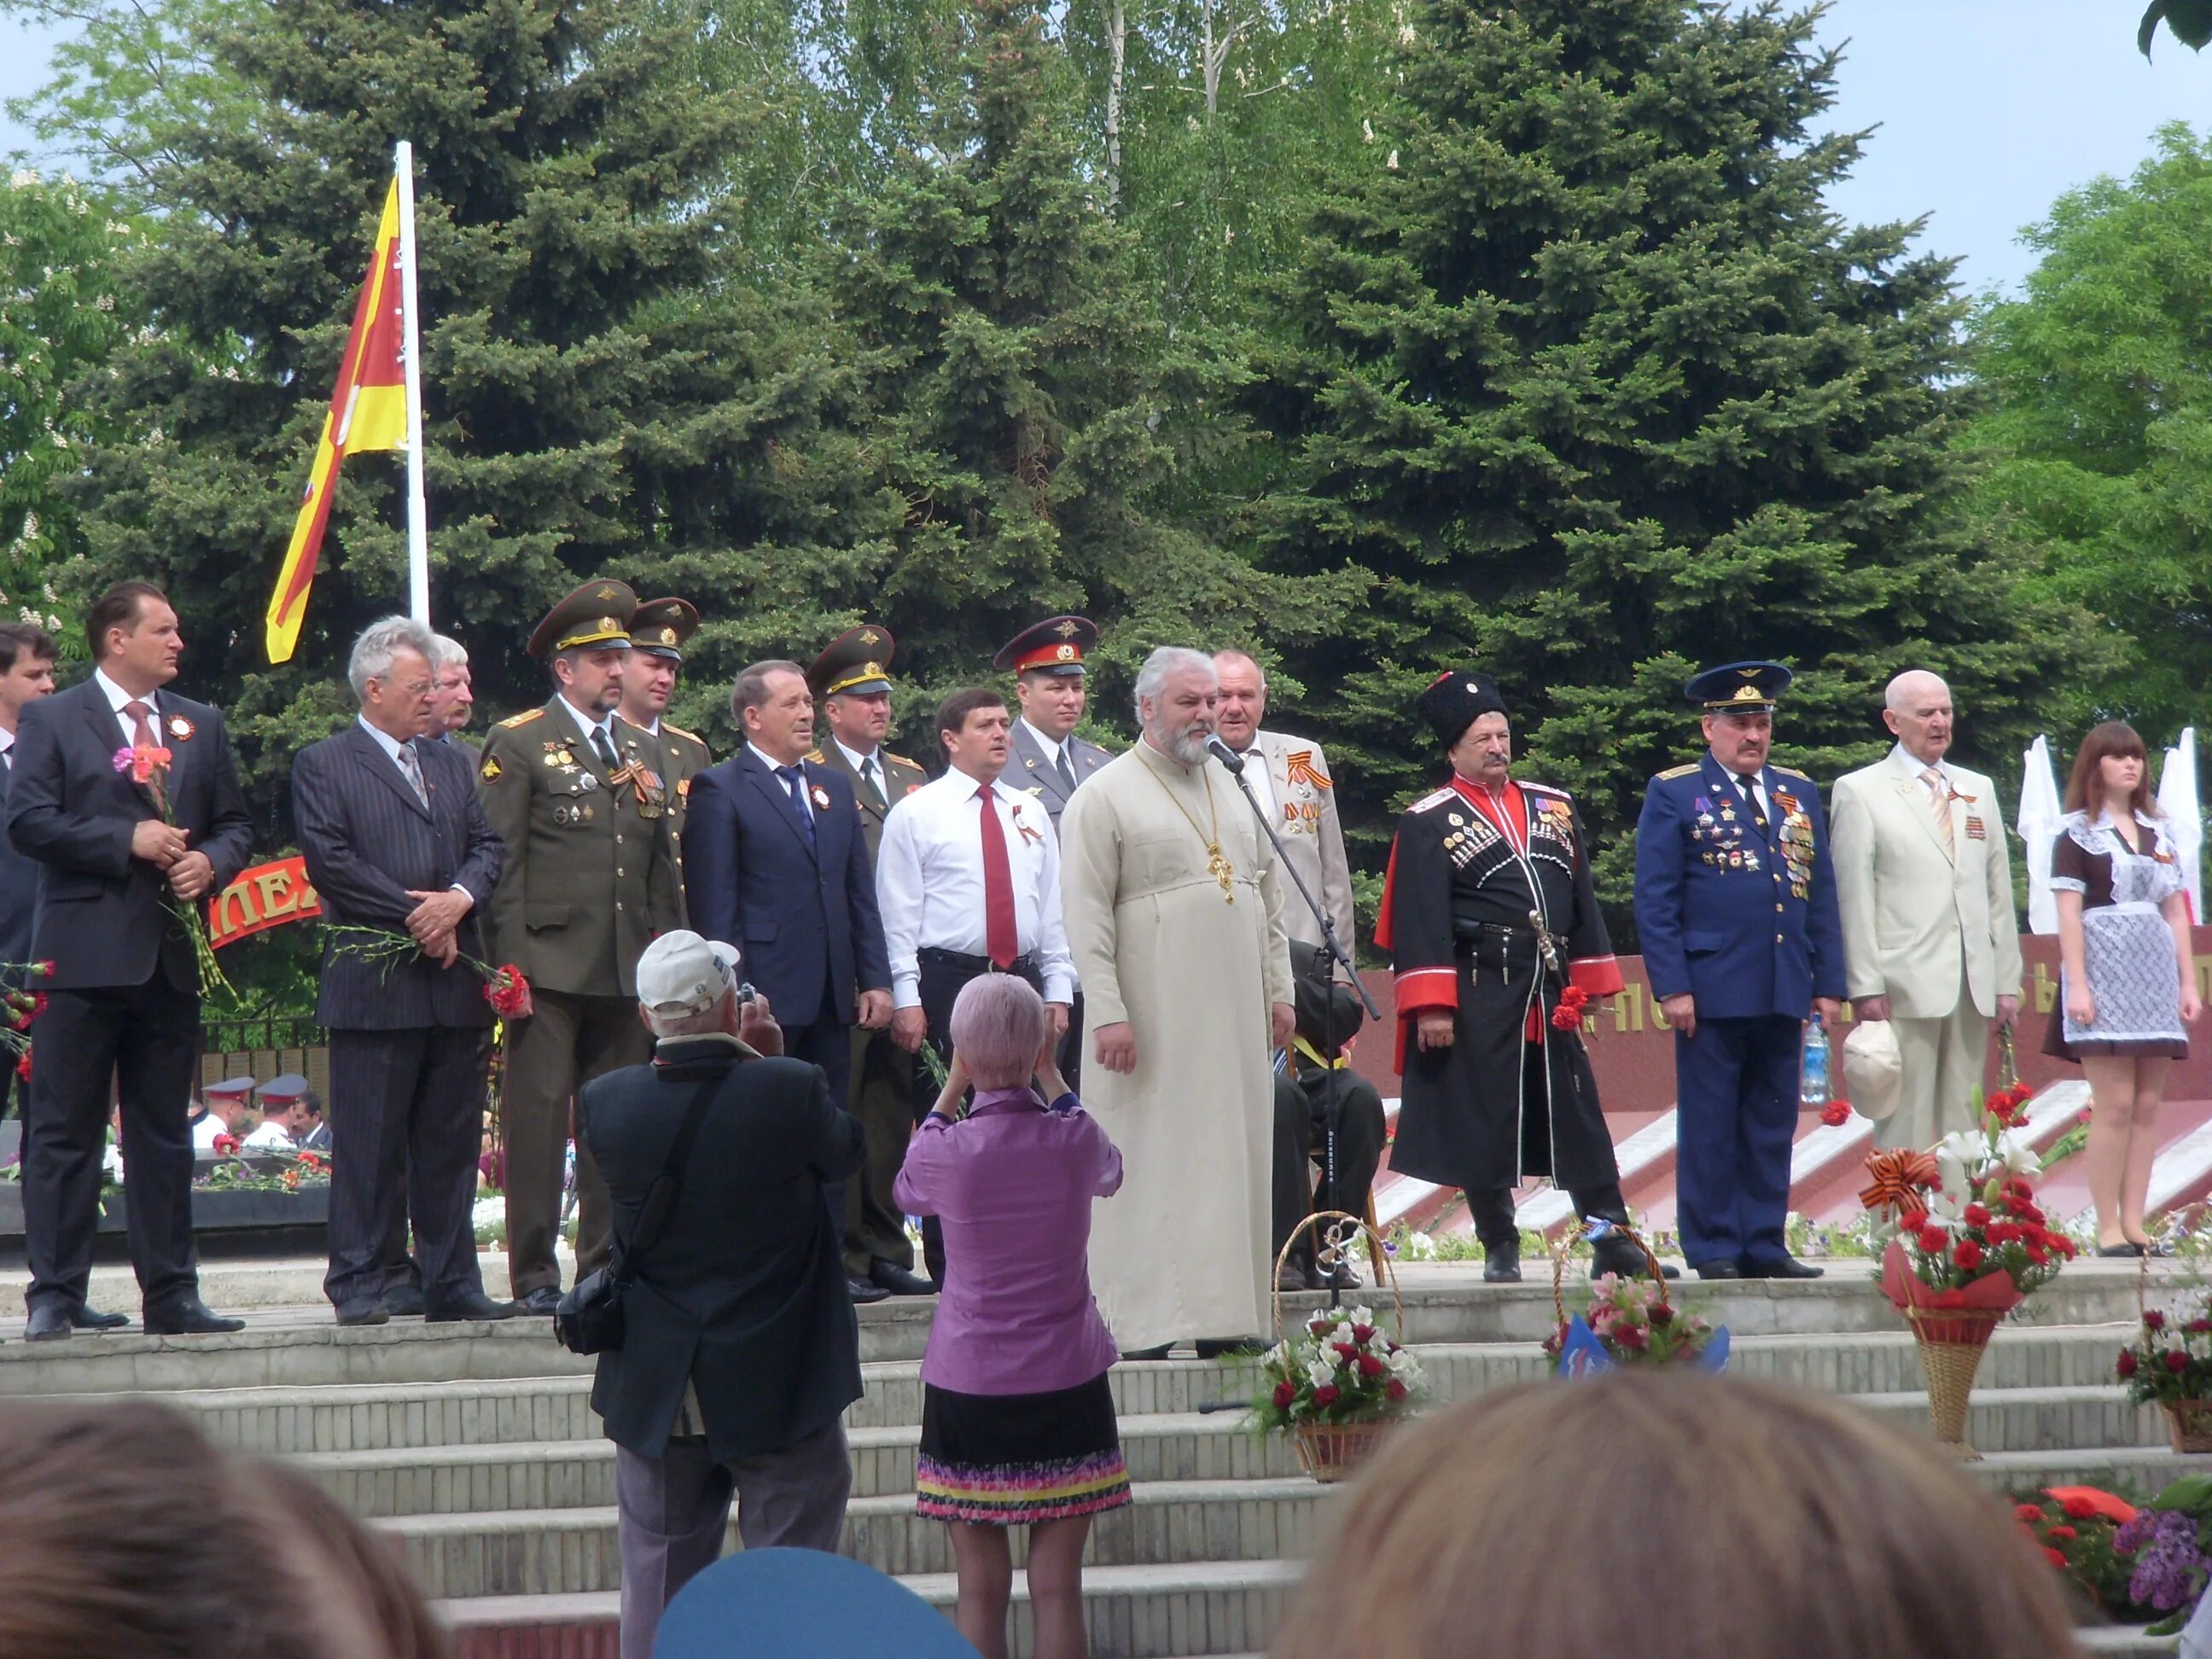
[1055,745,1077,795]
[591,725,619,771]
[1737,772,1767,833]
[977,786,1018,969]
[858,754,887,812]
[776,765,818,851]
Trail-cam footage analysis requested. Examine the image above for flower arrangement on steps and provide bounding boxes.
[1860,1078,2074,1459]
[1251,1210,1423,1483]
[1543,1218,1728,1375]
[2119,1259,2212,1453]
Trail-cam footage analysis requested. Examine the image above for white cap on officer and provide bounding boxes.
[635,930,742,1017]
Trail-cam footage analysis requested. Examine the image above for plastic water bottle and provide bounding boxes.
[1801,1015,1831,1108]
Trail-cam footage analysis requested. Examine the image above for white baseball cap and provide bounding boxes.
[636,931,742,1017]
[1841,1018,1904,1122]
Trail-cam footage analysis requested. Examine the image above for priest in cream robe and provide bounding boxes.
[1060,646,1295,1357]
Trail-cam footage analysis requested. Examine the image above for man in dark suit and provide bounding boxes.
[293,616,517,1326]
[0,623,58,1125]
[581,930,862,1658]
[7,580,253,1340]
[684,658,893,1304]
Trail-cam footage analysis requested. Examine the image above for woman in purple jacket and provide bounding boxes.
[894,974,1127,1659]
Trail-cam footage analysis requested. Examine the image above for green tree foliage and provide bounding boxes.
[1965,124,2212,742]
[787,0,1355,752]
[0,168,131,619]
[1242,0,2091,929]
[65,0,854,789]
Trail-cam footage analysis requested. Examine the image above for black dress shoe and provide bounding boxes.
[2097,1242,2148,1258]
[426,1291,519,1323]
[335,1299,390,1327]
[868,1259,935,1297]
[1195,1336,1268,1360]
[23,1304,69,1342]
[516,1286,563,1316]
[1742,1255,1825,1280]
[1483,1241,1522,1284]
[1275,1259,1311,1293]
[382,1284,427,1318]
[1692,1260,1742,1280]
[143,1296,246,1336]
[847,1275,891,1305]
[67,1303,129,1330]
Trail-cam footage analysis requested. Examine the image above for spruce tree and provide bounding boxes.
[801,0,1351,751]
[1244,0,2093,925]
[63,0,853,785]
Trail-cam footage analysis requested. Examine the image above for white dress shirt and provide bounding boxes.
[356,717,472,899]
[750,742,816,820]
[1020,717,1071,775]
[557,694,624,760]
[835,737,888,802]
[94,667,162,731]
[242,1119,296,1152]
[876,765,1076,1006]
[0,725,15,771]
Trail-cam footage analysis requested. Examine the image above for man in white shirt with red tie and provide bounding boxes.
[876,686,1074,1284]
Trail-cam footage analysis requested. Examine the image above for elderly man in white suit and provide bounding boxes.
[1831,671,2024,1150]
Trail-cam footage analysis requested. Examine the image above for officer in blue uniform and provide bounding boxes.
[1633,661,1844,1281]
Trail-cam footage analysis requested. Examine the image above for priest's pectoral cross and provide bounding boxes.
[1208,841,1236,903]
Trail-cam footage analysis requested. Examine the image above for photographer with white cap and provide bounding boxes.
[577,929,865,1659]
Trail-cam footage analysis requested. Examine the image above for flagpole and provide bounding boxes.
[394,140,431,625]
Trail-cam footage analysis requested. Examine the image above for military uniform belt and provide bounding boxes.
[1451,920,1534,946]
[917,946,1042,978]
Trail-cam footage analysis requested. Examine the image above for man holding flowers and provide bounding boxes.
[6,580,253,1340]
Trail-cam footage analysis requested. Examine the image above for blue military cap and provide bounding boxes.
[259,1072,309,1104]
[204,1075,255,1103]
[655,1549,982,1659]
[1686,660,1792,715]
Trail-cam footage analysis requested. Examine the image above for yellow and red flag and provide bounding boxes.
[265,180,410,662]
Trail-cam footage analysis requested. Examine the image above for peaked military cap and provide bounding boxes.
[1416,669,1509,748]
[994,615,1097,677]
[629,597,700,661]
[1686,660,1792,714]
[526,579,637,661]
[204,1075,256,1103]
[259,1072,309,1104]
[809,624,897,700]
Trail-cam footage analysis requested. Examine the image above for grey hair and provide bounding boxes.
[1884,669,1949,713]
[732,660,806,722]
[645,991,733,1039]
[1132,646,1217,724]
[346,616,437,702]
[1212,649,1266,691]
[950,974,1049,1090]
[428,633,469,672]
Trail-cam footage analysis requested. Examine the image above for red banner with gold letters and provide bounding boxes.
[207,856,323,949]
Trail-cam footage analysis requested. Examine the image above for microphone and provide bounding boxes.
[1203,734,1246,775]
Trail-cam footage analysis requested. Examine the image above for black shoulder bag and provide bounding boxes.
[553,1076,719,1356]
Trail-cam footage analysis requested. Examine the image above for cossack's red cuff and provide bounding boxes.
[1393,965,1459,1016]
[1569,954,1624,998]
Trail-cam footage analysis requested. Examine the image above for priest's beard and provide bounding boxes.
[1154,719,1211,768]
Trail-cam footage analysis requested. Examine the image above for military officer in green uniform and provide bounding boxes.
[807,625,934,1297]
[620,596,712,885]
[478,580,685,1313]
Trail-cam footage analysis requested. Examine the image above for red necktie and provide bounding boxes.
[977,786,1017,969]
[124,699,156,749]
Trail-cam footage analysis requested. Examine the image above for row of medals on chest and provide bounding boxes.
[1692,792,1813,894]
[543,737,665,826]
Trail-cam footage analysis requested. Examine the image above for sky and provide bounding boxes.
[3,1,2212,295]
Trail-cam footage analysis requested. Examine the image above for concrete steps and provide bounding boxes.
[15,1258,2197,1659]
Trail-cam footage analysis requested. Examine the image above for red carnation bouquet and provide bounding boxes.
[1251,1304,1425,1431]
[2120,1301,2212,1408]
[327,925,533,1019]
[0,958,55,1077]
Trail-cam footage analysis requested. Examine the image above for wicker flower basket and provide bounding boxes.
[2161,1398,2212,1455]
[1290,1420,1393,1483]
[1271,1210,1410,1485]
[1905,1303,2003,1460]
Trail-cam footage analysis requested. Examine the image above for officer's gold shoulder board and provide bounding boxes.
[480,755,503,782]
[883,751,921,770]
[805,748,827,764]
[1407,788,1455,815]
[1656,763,1698,781]
[1771,765,1813,782]
[662,722,702,745]
[498,709,544,730]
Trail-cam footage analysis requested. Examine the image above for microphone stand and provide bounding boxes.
[1213,738,1382,1313]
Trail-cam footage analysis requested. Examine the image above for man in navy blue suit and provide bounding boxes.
[1633,661,1844,1283]
[684,659,893,1303]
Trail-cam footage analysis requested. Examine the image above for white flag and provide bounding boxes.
[2017,736,2064,934]
[2160,727,2203,924]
